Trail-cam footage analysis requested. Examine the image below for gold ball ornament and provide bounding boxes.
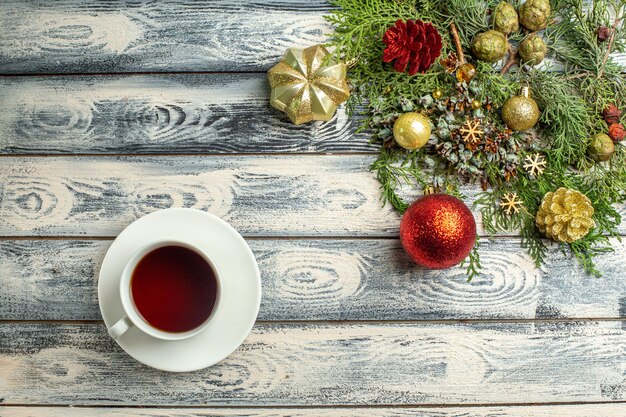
[502,86,540,131]
[393,112,432,150]
[267,45,350,125]
[471,99,482,110]
[536,188,595,243]
[432,89,443,100]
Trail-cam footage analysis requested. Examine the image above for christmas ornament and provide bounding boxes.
[523,153,546,176]
[603,104,621,124]
[267,45,350,125]
[519,0,551,31]
[472,30,508,62]
[493,2,519,35]
[536,188,595,243]
[587,133,614,162]
[400,194,477,269]
[449,23,477,83]
[519,34,547,66]
[456,63,477,83]
[471,99,482,110]
[608,123,626,142]
[499,192,523,215]
[502,86,540,131]
[432,89,443,100]
[597,26,611,42]
[459,118,484,146]
[382,19,443,75]
[393,112,432,150]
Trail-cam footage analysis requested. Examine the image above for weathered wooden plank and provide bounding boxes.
[1,156,623,237]
[0,322,624,405]
[4,404,626,417]
[0,0,332,74]
[2,238,626,321]
[0,0,624,74]
[0,74,370,154]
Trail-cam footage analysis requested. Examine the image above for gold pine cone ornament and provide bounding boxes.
[536,188,595,243]
[268,45,350,125]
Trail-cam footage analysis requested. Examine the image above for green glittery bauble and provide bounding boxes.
[519,0,551,31]
[471,30,508,63]
[587,133,615,162]
[502,88,540,132]
[519,34,547,66]
[493,2,519,35]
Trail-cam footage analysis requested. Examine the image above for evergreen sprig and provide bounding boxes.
[326,0,626,278]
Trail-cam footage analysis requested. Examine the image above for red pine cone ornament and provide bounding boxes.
[383,19,443,75]
[609,123,626,142]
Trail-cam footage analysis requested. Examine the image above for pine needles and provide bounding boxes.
[326,0,626,278]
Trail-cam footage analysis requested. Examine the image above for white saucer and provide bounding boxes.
[98,208,261,372]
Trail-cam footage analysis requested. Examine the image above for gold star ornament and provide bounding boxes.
[268,45,350,125]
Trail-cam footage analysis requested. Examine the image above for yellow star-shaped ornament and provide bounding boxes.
[268,45,350,125]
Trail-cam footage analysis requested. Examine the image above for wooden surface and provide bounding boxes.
[4,406,626,417]
[0,0,625,416]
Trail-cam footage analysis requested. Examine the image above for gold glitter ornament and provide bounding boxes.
[502,86,540,131]
[536,188,595,243]
[267,45,350,125]
[393,112,431,150]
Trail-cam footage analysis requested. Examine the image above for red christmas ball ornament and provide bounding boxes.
[382,19,443,75]
[400,194,477,269]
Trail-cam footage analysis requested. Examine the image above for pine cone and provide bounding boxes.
[609,123,626,142]
[603,104,622,124]
[597,26,611,42]
[536,188,595,243]
[383,19,443,75]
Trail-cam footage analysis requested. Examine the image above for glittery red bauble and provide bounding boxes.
[382,19,443,75]
[400,194,477,269]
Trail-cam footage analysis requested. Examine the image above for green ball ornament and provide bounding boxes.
[519,34,548,66]
[393,112,432,150]
[588,133,615,162]
[472,30,508,63]
[519,0,551,31]
[502,87,540,132]
[493,2,519,35]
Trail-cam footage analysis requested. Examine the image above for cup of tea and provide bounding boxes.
[108,239,221,341]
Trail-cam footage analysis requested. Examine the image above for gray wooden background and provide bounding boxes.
[1,1,625,416]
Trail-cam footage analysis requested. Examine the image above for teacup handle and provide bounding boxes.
[108,316,132,340]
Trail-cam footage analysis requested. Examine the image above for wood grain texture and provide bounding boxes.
[4,404,626,417]
[2,238,626,321]
[0,0,624,74]
[0,0,332,74]
[0,74,370,154]
[0,322,624,405]
[1,156,623,237]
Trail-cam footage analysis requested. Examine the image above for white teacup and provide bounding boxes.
[108,239,222,341]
